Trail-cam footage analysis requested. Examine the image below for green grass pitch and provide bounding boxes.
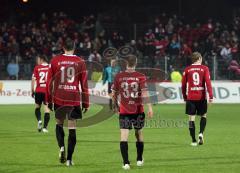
[0,104,239,173]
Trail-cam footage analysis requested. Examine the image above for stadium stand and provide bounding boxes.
[1,11,240,80]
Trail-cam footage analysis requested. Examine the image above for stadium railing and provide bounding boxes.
[0,55,34,80]
[0,53,238,81]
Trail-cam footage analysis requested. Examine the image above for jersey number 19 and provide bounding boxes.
[60,66,75,83]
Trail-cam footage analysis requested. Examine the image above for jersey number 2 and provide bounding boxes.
[39,72,48,83]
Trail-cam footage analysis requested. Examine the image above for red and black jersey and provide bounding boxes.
[46,54,89,107]
[181,64,213,101]
[32,63,49,93]
[112,70,147,114]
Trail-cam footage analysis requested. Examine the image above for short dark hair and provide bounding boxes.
[126,55,137,67]
[38,54,48,63]
[63,38,75,51]
[191,52,202,63]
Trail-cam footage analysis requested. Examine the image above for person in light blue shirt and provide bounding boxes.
[7,59,19,80]
[169,39,181,55]
[103,59,121,110]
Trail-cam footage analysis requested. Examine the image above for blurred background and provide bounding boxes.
[1,0,240,80]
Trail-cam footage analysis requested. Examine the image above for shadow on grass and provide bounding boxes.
[0,161,121,173]
[148,155,240,165]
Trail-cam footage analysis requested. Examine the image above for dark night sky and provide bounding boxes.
[1,0,240,22]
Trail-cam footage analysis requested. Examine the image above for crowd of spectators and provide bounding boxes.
[136,13,240,77]
[0,12,100,61]
[1,11,240,79]
[0,12,107,79]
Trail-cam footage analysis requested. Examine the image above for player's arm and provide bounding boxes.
[142,89,153,118]
[31,78,35,98]
[79,61,90,113]
[112,90,119,113]
[111,75,119,113]
[140,76,153,118]
[181,69,187,101]
[205,67,213,103]
[46,64,53,105]
[31,68,36,98]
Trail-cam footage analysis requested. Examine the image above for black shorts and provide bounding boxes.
[186,100,207,116]
[119,113,145,130]
[35,92,46,105]
[108,82,113,94]
[54,104,82,120]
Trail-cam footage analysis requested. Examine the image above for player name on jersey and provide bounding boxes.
[187,68,204,72]
[190,87,204,91]
[37,67,49,71]
[57,61,76,65]
[58,84,77,90]
[121,77,140,81]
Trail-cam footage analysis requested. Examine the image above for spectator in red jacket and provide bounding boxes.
[181,43,192,56]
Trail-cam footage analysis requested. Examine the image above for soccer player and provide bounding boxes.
[112,55,153,170]
[46,38,89,166]
[103,59,121,110]
[181,52,213,146]
[31,55,51,133]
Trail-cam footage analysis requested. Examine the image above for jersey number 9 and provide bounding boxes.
[192,72,200,85]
